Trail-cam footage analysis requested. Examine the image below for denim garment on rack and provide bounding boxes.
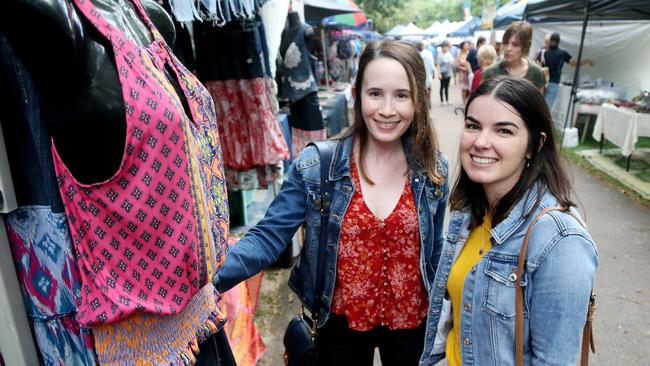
[195,20,266,81]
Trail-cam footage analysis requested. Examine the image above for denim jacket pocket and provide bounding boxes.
[483,255,529,319]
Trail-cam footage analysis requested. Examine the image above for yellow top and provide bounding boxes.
[445,217,492,366]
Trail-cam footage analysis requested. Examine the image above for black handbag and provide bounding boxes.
[283,141,335,366]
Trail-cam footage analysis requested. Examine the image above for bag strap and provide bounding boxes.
[515,205,596,366]
[541,48,547,67]
[307,140,335,331]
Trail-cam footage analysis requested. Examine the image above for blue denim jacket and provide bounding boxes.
[216,134,449,327]
[420,186,599,365]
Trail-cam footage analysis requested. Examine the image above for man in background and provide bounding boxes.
[539,32,595,106]
[467,36,485,73]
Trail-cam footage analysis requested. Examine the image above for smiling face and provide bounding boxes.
[360,57,415,146]
[461,95,531,203]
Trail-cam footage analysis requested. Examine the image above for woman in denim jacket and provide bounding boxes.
[420,77,598,365]
[216,39,448,365]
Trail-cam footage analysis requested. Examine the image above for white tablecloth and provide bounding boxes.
[592,103,650,156]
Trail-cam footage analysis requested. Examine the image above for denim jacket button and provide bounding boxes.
[464,303,471,312]
[434,188,442,198]
[463,337,471,345]
[508,273,518,282]
[471,265,477,273]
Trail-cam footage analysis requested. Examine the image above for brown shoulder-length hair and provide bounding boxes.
[450,76,575,229]
[503,21,533,57]
[339,39,443,185]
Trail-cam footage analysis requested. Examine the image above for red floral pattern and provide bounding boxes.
[205,79,289,170]
[331,157,428,331]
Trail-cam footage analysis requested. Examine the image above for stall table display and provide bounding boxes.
[592,103,650,170]
[573,103,601,143]
[318,84,353,137]
[551,83,618,136]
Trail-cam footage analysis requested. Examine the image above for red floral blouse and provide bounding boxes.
[330,156,428,331]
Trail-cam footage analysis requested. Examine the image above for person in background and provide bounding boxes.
[436,40,454,106]
[215,39,449,366]
[482,21,546,93]
[449,42,460,85]
[539,32,595,107]
[455,40,472,104]
[467,36,486,73]
[494,40,503,61]
[427,38,438,60]
[419,76,598,366]
[470,44,497,94]
[533,33,552,66]
[417,40,436,98]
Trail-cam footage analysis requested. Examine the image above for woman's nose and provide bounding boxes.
[379,98,395,116]
[474,130,491,148]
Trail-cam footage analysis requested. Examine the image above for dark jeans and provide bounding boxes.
[317,313,426,366]
[440,76,451,102]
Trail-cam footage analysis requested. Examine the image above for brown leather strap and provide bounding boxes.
[580,291,597,366]
[514,206,596,366]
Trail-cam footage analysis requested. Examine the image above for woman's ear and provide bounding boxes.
[526,132,547,159]
[538,132,547,152]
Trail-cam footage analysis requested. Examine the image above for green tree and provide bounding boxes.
[359,0,500,33]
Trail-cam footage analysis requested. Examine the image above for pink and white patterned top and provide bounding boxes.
[52,0,229,327]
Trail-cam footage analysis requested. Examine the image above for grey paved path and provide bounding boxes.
[253,81,650,365]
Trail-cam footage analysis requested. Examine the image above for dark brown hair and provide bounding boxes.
[450,76,575,229]
[342,39,443,185]
[503,21,533,56]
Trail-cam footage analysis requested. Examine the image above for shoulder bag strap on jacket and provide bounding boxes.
[515,205,596,366]
[307,140,335,326]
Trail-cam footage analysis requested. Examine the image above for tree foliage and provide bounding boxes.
[359,0,500,33]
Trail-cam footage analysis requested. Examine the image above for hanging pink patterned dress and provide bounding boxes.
[52,0,229,363]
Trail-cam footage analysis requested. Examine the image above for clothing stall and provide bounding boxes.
[0,0,281,365]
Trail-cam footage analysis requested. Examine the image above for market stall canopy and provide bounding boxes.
[422,21,442,36]
[448,16,482,37]
[322,12,368,27]
[385,24,406,36]
[398,23,425,36]
[525,0,650,22]
[304,0,362,21]
[493,0,529,28]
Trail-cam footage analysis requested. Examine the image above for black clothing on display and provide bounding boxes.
[194,331,237,366]
[194,19,268,81]
[542,47,572,84]
[289,92,324,131]
[279,11,314,58]
[1,0,184,184]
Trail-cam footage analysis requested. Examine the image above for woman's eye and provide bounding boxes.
[464,122,479,130]
[397,93,410,99]
[499,128,514,135]
[368,90,380,97]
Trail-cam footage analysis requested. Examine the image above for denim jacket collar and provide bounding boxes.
[330,135,353,181]
[490,184,548,245]
[446,184,549,246]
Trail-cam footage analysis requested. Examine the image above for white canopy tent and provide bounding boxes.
[530,21,650,99]
[397,23,426,40]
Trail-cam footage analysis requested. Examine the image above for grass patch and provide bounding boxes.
[560,135,650,209]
